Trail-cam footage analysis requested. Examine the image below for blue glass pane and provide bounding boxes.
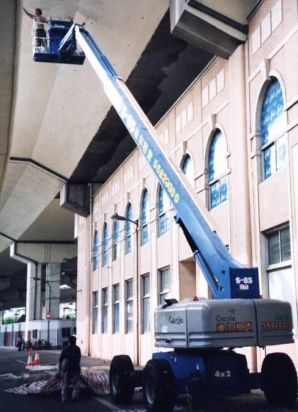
[102,224,109,266]
[182,155,190,173]
[182,155,194,182]
[141,190,149,244]
[264,145,274,179]
[141,190,149,225]
[220,177,228,203]
[113,221,119,243]
[125,204,133,254]
[159,186,165,213]
[210,182,220,209]
[209,138,216,182]
[159,214,169,235]
[112,220,120,260]
[261,79,284,146]
[92,231,100,270]
[208,131,226,182]
[276,136,287,171]
[125,235,132,254]
[141,225,149,245]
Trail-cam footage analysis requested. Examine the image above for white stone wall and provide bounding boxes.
[76,0,298,369]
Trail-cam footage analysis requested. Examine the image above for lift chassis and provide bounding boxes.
[33,21,297,411]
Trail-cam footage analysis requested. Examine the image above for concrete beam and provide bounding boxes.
[10,241,77,264]
[170,0,248,59]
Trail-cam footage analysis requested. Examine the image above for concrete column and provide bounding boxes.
[25,262,37,322]
[45,262,61,319]
[34,264,42,320]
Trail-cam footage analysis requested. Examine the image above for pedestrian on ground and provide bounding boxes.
[59,335,81,402]
[16,334,24,351]
[23,7,48,48]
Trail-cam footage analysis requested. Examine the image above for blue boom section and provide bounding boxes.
[74,25,260,299]
[38,22,259,299]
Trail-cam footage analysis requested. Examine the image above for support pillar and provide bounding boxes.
[45,262,61,319]
[34,264,42,320]
[24,262,37,341]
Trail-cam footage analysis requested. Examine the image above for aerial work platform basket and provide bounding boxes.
[33,20,85,65]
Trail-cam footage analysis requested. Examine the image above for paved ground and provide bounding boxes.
[0,347,298,412]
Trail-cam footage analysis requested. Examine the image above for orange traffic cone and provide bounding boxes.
[33,351,41,366]
[26,349,33,368]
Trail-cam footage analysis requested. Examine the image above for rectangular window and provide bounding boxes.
[101,288,108,334]
[92,291,98,334]
[125,279,133,333]
[159,267,171,304]
[268,226,291,265]
[113,284,120,334]
[267,225,296,331]
[141,274,150,333]
[268,267,297,333]
[32,329,38,339]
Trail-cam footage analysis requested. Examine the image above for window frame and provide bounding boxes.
[125,279,133,333]
[102,223,109,267]
[159,266,171,305]
[112,284,120,334]
[141,274,150,334]
[157,184,170,237]
[140,189,149,245]
[125,203,133,254]
[208,129,228,209]
[92,291,98,334]
[266,225,291,269]
[260,78,287,180]
[112,219,120,261]
[92,231,100,271]
[101,288,108,334]
[265,225,296,332]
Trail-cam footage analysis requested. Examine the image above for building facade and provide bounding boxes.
[76,0,298,370]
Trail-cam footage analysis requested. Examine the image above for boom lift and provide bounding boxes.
[33,21,297,411]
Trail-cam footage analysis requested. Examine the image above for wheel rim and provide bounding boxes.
[145,373,156,406]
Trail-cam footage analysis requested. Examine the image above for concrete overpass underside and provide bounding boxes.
[0,0,254,310]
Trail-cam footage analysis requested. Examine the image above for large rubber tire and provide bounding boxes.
[109,355,135,404]
[261,352,297,407]
[143,359,176,412]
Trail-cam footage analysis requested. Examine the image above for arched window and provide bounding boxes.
[261,78,287,179]
[112,219,120,261]
[102,223,109,266]
[140,189,149,245]
[157,185,170,236]
[208,129,228,209]
[181,154,194,185]
[125,203,133,254]
[92,231,99,271]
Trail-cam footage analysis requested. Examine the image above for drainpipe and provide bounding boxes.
[88,183,94,357]
[135,222,139,366]
[243,41,258,373]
